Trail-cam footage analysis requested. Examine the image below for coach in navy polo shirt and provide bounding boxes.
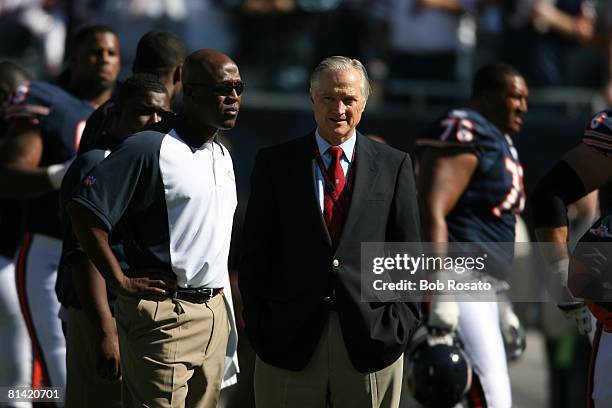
[67,49,242,408]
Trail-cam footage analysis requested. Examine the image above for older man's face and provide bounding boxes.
[310,68,366,145]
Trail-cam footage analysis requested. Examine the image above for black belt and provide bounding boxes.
[174,287,223,304]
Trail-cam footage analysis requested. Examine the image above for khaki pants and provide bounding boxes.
[65,307,122,408]
[114,293,229,408]
[254,312,403,408]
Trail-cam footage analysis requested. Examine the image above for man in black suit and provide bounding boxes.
[238,56,421,407]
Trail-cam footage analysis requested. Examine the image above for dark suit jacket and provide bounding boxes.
[238,131,421,373]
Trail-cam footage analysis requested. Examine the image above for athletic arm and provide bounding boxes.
[534,143,612,261]
[417,148,478,242]
[416,148,477,332]
[67,250,120,379]
[69,251,115,337]
[67,202,127,290]
[0,119,59,198]
[532,143,612,330]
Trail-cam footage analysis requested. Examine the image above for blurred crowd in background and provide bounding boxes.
[1,2,612,407]
[1,0,611,105]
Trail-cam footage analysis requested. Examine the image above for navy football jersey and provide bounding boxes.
[77,98,117,155]
[585,110,612,215]
[417,108,525,242]
[5,81,94,238]
[570,215,612,321]
[576,110,612,327]
[417,108,525,279]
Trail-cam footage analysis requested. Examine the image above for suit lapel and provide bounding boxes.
[295,132,333,246]
[338,133,379,249]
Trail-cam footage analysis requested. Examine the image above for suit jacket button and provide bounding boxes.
[324,296,335,304]
[332,259,340,270]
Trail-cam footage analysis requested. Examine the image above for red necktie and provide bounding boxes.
[324,146,346,243]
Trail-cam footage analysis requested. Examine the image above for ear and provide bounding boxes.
[310,95,315,105]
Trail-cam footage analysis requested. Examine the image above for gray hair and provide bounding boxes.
[309,56,371,102]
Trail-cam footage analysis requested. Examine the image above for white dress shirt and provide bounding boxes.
[314,129,357,212]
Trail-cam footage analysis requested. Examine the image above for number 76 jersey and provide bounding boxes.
[416,108,525,243]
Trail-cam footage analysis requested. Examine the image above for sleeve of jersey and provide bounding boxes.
[582,111,612,158]
[61,152,106,255]
[3,82,51,124]
[416,114,496,152]
[71,135,160,232]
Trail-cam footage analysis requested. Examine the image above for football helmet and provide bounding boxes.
[406,331,472,408]
[498,292,527,361]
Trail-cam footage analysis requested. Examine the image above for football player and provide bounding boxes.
[0,25,120,392]
[416,63,528,407]
[77,30,185,155]
[533,107,612,406]
[0,61,33,408]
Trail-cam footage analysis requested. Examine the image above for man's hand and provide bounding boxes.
[117,270,176,300]
[427,297,460,333]
[546,258,592,334]
[558,302,592,335]
[96,330,121,381]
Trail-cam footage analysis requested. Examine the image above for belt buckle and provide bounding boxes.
[195,287,214,303]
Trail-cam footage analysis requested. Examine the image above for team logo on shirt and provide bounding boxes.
[227,170,235,181]
[591,112,608,129]
[83,175,96,186]
[9,83,29,105]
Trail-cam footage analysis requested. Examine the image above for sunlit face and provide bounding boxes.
[115,90,170,140]
[310,68,366,145]
[184,62,242,130]
[490,74,529,134]
[71,32,120,90]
